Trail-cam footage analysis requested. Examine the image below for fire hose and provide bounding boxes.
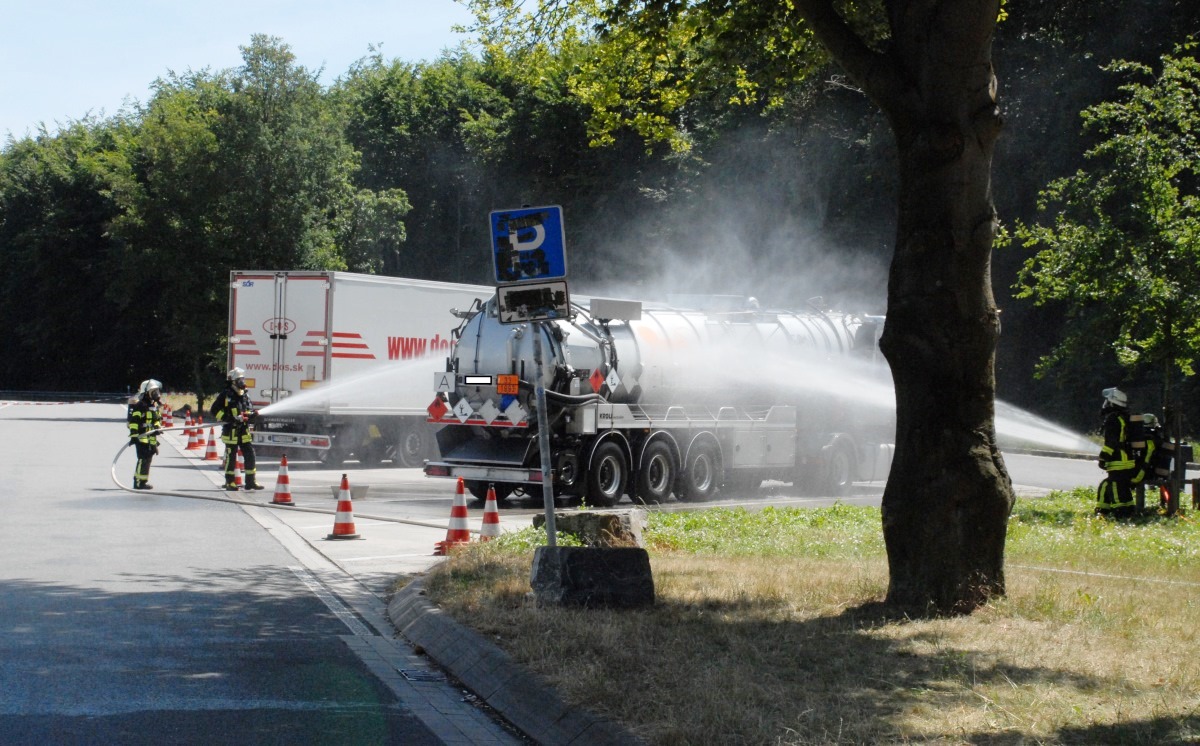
[110,424,474,533]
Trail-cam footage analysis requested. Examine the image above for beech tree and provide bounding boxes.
[468,0,1013,613]
[1014,47,1200,409]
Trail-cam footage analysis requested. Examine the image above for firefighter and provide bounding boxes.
[1096,386,1139,517]
[211,367,264,491]
[1140,413,1170,509]
[127,378,163,489]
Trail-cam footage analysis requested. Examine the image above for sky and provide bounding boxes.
[0,0,477,140]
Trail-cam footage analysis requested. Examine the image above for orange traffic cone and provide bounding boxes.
[435,478,472,555]
[235,449,245,489]
[162,407,173,428]
[271,455,294,506]
[195,426,207,452]
[327,473,361,539]
[204,428,220,461]
[185,417,199,450]
[480,483,501,541]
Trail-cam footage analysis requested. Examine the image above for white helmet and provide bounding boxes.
[1102,387,1128,408]
[227,367,246,381]
[1142,413,1159,427]
[138,379,162,398]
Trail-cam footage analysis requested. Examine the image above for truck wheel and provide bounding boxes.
[586,442,627,507]
[393,423,430,468]
[679,441,720,502]
[634,441,675,504]
[820,442,855,496]
[466,480,513,504]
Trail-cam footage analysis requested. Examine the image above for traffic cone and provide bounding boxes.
[480,483,501,541]
[326,473,360,539]
[235,449,245,489]
[185,417,199,450]
[162,407,173,428]
[435,478,472,555]
[271,455,294,506]
[204,428,220,461]
[196,426,207,452]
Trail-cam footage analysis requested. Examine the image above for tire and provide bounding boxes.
[394,422,431,468]
[586,441,627,507]
[465,480,514,504]
[820,442,855,496]
[679,440,720,502]
[634,440,675,504]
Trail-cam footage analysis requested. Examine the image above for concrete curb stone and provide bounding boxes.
[388,578,643,745]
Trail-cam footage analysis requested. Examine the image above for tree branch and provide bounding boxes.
[793,0,909,116]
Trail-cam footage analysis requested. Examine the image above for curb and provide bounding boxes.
[387,579,643,746]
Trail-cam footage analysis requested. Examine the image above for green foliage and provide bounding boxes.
[1007,486,1200,569]
[646,504,884,558]
[0,118,136,387]
[1013,44,1200,389]
[463,0,885,153]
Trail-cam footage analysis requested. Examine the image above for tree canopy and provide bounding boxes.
[1014,44,1200,407]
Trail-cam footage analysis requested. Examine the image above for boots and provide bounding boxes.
[245,480,265,491]
[224,481,239,491]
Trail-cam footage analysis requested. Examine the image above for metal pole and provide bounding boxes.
[532,322,558,546]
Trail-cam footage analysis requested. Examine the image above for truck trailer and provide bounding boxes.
[424,294,895,504]
[228,270,492,466]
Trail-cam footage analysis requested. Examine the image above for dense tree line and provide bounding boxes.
[1,11,1197,435]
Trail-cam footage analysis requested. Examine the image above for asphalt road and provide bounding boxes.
[0,401,520,746]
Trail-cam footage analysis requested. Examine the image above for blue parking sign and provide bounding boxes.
[490,206,567,283]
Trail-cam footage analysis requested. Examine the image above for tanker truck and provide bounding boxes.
[423,294,894,505]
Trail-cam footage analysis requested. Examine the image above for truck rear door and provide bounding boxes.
[229,272,331,409]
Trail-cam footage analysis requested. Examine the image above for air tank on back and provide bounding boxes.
[448,295,877,414]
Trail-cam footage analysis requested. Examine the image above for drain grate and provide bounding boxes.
[400,669,446,683]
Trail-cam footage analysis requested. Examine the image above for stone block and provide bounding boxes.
[530,546,654,608]
[532,508,647,547]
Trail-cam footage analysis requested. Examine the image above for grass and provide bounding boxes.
[416,489,1200,744]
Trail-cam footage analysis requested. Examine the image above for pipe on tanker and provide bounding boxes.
[544,390,605,406]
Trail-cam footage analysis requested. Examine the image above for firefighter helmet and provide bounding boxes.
[227,367,245,381]
[1142,413,1159,428]
[1102,387,1128,408]
[138,379,162,398]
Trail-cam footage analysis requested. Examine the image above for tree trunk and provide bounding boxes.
[802,0,1014,613]
[878,2,1013,614]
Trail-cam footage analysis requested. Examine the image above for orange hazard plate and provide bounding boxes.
[497,374,519,395]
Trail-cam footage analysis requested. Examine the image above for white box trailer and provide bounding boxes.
[228,270,492,466]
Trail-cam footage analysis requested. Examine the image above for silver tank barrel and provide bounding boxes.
[449,297,868,410]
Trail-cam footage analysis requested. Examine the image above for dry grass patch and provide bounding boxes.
[421,493,1200,744]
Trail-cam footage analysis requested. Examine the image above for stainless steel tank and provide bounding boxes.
[449,297,871,412]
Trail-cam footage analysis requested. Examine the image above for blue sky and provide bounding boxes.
[1,0,477,140]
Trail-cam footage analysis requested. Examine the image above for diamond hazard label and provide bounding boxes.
[589,368,605,393]
[427,397,449,420]
[453,399,474,423]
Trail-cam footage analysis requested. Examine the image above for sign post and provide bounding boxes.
[491,206,568,547]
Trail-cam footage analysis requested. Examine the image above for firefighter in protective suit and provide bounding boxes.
[211,368,264,491]
[1096,387,1140,517]
[127,379,163,489]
